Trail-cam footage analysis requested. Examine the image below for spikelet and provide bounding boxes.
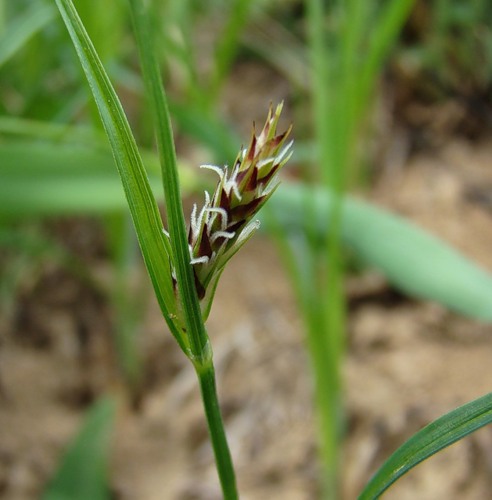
[173,103,293,318]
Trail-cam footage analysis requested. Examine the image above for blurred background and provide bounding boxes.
[1,0,492,498]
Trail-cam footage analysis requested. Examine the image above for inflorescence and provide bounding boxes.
[168,102,293,316]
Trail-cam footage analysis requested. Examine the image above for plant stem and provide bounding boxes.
[195,359,238,500]
[302,294,342,500]
[128,2,238,495]
[306,1,345,498]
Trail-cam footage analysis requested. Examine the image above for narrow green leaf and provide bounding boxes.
[263,184,492,321]
[70,0,126,64]
[129,0,208,361]
[129,4,239,497]
[0,140,197,216]
[54,0,186,351]
[0,142,132,215]
[42,397,117,500]
[0,116,106,143]
[356,0,416,111]
[0,3,55,68]
[1,176,134,216]
[359,392,492,499]
[208,0,255,100]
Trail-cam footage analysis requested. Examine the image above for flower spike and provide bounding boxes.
[169,102,293,319]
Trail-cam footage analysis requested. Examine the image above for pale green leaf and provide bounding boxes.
[0,141,163,216]
[264,184,492,321]
[0,3,55,68]
[54,0,186,350]
[42,397,117,500]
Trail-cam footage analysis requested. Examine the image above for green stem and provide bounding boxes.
[304,297,342,500]
[196,360,238,500]
[128,2,238,496]
[307,1,346,497]
[129,0,209,361]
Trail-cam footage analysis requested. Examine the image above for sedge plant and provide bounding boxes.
[261,1,418,497]
[54,0,292,496]
[274,2,492,498]
[40,0,492,498]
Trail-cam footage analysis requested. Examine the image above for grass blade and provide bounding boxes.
[53,0,188,351]
[0,3,55,68]
[359,392,492,499]
[128,3,238,498]
[264,184,492,322]
[356,0,416,111]
[42,397,117,500]
[208,0,255,101]
[0,116,105,143]
[128,0,208,360]
[0,141,162,216]
[0,140,197,216]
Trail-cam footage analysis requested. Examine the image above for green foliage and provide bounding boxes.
[359,392,492,499]
[42,397,117,500]
[411,0,492,92]
[128,0,208,361]
[3,0,492,498]
[0,140,163,216]
[70,0,126,64]
[0,2,55,69]
[54,0,185,350]
[286,1,417,496]
[54,0,238,497]
[265,185,492,322]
